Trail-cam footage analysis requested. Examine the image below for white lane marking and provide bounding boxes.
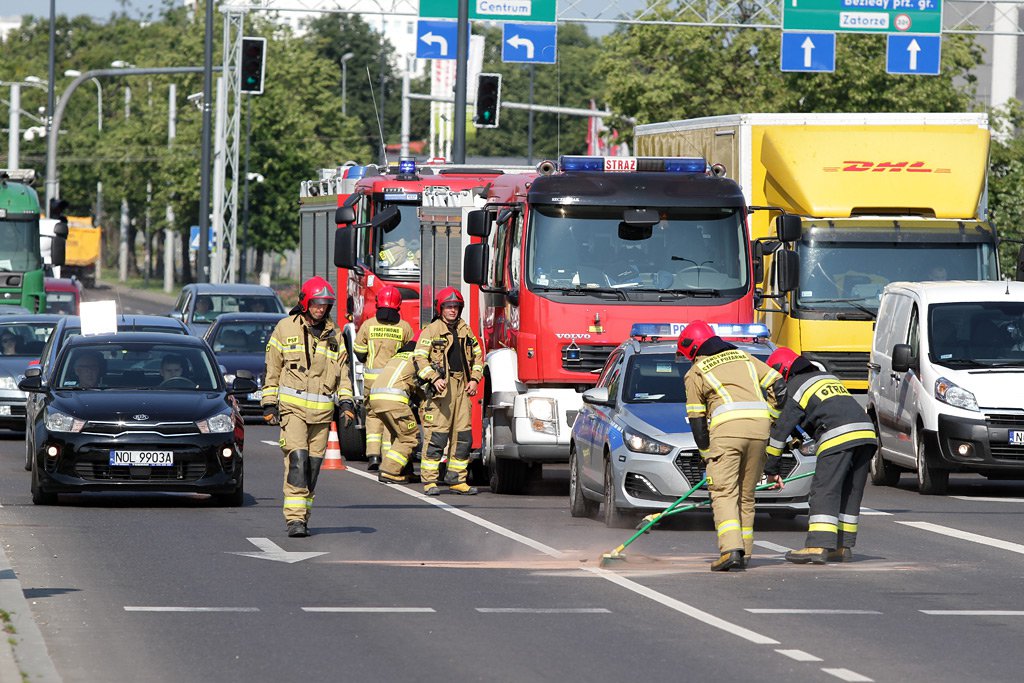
[228,537,328,564]
[921,610,1024,616]
[475,608,611,614]
[344,467,780,645]
[776,649,823,662]
[822,668,873,682]
[303,607,435,613]
[747,609,881,615]
[754,540,791,553]
[897,521,1024,555]
[859,507,892,516]
[950,496,1024,503]
[125,606,259,612]
[261,440,279,446]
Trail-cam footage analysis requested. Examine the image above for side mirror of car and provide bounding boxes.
[18,366,44,392]
[236,369,254,380]
[891,343,916,373]
[230,377,258,395]
[581,386,613,407]
[169,311,184,320]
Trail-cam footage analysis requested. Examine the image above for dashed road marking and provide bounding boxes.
[475,608,611,614]
[950,496,1024,504]
[921,610,1024,616]
[753,540,791,553]
[261,440,279,446]
[822,668,873,682]
[124,606,259,612]
[896,521,1024,555]
[303,607,435,613]
[776,649,823,662]
[747,609,881,615]
[859,507,892,516]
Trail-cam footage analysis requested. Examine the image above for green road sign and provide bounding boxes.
[783,0,942,35]
[419,0,556,23]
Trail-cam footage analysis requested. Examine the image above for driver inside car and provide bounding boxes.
[160,354,188,384]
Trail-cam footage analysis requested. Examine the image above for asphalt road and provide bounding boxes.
[2,285,1022,682]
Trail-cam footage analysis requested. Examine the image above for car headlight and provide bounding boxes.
[197,413,234,434]
[623,427,673,455]
[45,410,85,433]
[0,375,18,391]
[525,397,557,435]
[935,376,979,412]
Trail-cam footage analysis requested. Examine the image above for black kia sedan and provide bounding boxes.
[21,332,257,506]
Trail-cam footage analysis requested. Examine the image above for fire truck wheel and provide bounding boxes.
[486,412,528,494]
[338,422,365,460]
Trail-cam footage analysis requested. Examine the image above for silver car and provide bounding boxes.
[569,326,813,528]
[0,314,62,431]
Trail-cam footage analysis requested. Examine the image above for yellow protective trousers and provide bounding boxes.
[419,373,472,486]
[279,414,330,524]
[370,399,419,478]
[704,435,768,555]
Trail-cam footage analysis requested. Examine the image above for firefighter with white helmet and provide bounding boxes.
[262,276,355,537]
[679,320,784,571]
[353,286,414,471]
[412,286,484,495]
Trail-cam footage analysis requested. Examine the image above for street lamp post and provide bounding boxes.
[64,69,104,282]
[4,77,49,171]
[341,52,355,117]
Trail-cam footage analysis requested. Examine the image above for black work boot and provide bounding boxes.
[710,550,744,572]
[367,455,381,472]
[785,547,828,564]
[287,521,309,538]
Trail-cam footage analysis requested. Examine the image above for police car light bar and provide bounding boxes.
[630,322,770,340]
[559,156,708,174]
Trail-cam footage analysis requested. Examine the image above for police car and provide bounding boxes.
[569,323,814,528]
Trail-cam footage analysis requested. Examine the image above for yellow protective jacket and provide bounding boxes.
[262,313,353,423]
[412,317,483,396]
[684,348,783,441]
[368,351,420,407]
[353,318,414,385]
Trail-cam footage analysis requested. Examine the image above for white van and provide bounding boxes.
[867,281,1024,494]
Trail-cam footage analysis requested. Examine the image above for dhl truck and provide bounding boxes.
[635,113,999,390]
[63,217,101,288]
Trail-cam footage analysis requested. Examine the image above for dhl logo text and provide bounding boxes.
[823,161,950,173]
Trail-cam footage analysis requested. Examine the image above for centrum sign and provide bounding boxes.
[783,0,943,35]
[419,0,557,23]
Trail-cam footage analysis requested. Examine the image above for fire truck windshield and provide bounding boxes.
[526,205,748,297]
[373,202,420,279]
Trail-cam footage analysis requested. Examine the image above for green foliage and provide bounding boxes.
[988,102,1024,276]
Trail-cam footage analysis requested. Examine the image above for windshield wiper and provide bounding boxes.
[974,361,1024,369]
[629,287,721,298]
[537,285,627,300]
[935,358,988,368]
[800,297,877,320]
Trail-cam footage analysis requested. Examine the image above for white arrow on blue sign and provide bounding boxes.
[416,19,460,60]
[780,32,836,73]
[886,34,941,75]
[189,225,214,251]
[501,23,557,64]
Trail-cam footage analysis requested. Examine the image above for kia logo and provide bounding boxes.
[133,414,149,421]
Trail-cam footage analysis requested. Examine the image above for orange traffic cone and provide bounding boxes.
[322,421,346,471]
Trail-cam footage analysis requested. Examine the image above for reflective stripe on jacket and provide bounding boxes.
[353,318,414,382]
[683,348,783,440]
[413,318,484,386]
[369,352,420,405]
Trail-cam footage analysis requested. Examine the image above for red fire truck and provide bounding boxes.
[460,155,766,493]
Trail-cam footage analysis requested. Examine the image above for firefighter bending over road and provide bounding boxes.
[413,287,484,495]
[353,286,414,471]
[262,277,355,538]
[765,347,878,564]
[368,339,423,484]
[680,321,784,572]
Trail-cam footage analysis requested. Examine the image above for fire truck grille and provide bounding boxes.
[561,344,617,374]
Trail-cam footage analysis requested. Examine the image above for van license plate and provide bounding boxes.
[1009,431,1024,446]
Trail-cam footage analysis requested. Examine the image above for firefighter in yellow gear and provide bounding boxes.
[679,321,784,571]
[353,286,414,471]
[367,340,423,484]
[412,287,483,495]
[378,238,416,270]
[262,276,355,538]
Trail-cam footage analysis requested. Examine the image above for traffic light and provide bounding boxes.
[240,37,267,95]
[474,73,501,128]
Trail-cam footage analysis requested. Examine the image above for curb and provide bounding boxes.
[0,543,61,682]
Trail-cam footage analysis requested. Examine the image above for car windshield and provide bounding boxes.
[929,301,1024,366]
[527,205,748,295]
[56,343,220,390]
[0,321,55,357]
[45,292,77,315]
[0,219,43,271]
[192,294,283,322]
[624,353,690,403]
[373,202,420,280]
[210,320,277,353]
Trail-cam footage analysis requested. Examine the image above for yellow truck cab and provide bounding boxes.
[635,113,999,391]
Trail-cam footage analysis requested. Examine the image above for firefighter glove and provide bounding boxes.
[338,401,356,429]
[763,455,782,477]
[263,404,279,425]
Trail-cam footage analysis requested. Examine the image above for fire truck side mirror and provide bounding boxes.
[774,249,800,293]
[335,206,356,225]
[464,243,489,285]
[775,214,802,243]
[467,209,492,238]
[373,205,401,233]
[334,227,358,269]
[752,240,764,285]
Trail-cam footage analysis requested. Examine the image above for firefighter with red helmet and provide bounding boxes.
[412,286,484,495]
[679,320,784,571]
[353,286,414,471]
[765,347,878,564]
[367,338,422,483]
[262,276,355,538]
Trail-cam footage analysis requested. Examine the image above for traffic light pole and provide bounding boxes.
[451,0,468,164]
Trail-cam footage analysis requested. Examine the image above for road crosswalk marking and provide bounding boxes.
[822,668,874,682]
[776,649,822,662]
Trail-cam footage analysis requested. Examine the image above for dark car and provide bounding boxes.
[0,314,62,430]
[203,312,285,420]
[171,283,285,336]
[36,314,189,381]
[20,332,257,506]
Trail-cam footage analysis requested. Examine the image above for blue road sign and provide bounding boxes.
[189,226,214,251]
[886,34,941,75]
[780,32,836,72]
[416,20,459,60]
[502,23,557,64]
